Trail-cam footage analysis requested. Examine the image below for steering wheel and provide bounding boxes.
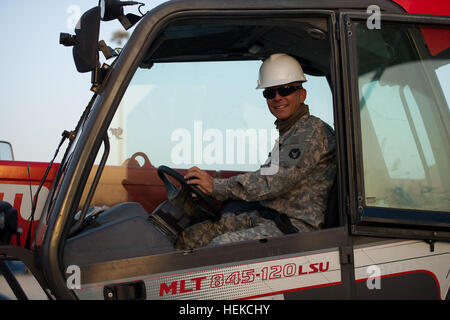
[157,165,221,221]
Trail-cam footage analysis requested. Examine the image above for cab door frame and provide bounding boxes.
[339,10,450,242]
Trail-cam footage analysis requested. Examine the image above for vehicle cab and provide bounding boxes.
[1,0,449,300]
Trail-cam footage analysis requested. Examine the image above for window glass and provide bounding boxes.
[355,23,450,212]
[106,61,333,172]
[436,63,450,109]
[0,141,14,160]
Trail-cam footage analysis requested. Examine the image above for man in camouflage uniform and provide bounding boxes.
[176,53,336,249]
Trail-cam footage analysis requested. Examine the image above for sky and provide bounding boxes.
[0,0,166,162]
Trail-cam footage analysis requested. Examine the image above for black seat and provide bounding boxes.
[323,176,339,228]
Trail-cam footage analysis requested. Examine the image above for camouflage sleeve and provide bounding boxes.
[212,121,332,202]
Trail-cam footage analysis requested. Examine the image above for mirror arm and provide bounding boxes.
[118,13,142,30]
[98,40,119,59]
[59,33,76,47]
[91,63,111,93]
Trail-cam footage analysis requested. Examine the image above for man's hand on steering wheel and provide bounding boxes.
[157,165,221,220]
[184,166,214,196]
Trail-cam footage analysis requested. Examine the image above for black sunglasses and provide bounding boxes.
[263,85,302,99]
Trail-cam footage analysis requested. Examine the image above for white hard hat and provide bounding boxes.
[256,53,307,89]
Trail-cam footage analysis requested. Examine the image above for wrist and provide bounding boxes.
[212,178,230,201]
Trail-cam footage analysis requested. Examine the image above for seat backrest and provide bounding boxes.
[323,176,339,228]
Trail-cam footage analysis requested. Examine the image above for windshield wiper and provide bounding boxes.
[25,93,98,249]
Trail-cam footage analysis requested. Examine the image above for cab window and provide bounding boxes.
[107,61,333,172]
[354,22,450,220]
[82,16,335,228]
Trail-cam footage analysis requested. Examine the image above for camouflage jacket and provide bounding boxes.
[212,113,336,230]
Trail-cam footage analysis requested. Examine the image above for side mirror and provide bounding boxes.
[0,141,14,161]
[100,0,124,21]
[60,2,142,73]
[100,0,143,30]
[72,7,101,73]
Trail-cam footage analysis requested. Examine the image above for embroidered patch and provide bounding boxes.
[289,148,301,159]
